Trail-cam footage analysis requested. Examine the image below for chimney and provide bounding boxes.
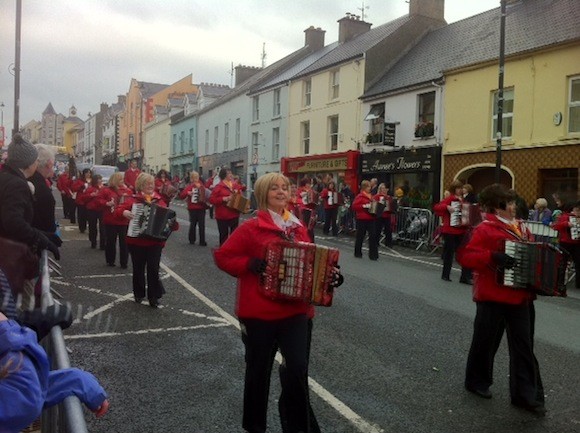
[338,13,371,43]
[304,26,325,51]
[409,0,445,21]
[234,65,262,86]
[117,95,126,105]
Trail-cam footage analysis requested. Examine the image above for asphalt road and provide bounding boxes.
[52,199,580,433]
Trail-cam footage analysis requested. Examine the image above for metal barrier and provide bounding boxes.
[39,251,89,433]
[393,206,437,251]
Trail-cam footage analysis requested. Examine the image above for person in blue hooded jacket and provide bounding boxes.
[0,312,109,433]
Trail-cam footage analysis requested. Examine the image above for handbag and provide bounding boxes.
[0,236,40,293]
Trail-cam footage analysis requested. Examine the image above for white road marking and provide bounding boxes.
[65,322,230,340]
[160,263,384,433]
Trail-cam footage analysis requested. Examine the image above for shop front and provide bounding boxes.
[198,148,248,185]
[360,146,441,208]
[281,150,360,193]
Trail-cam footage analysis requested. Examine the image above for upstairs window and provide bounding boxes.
[273,89,281,117]
[235,118,241,148]
[224,122,229,150]
[303,79,312,107]
[492,88,514,139]
[569,76,580,133]
[214,126,219,152]
[329,115,339,151]
[330,70,340,100]
[204,129,209,155]
[301,121,310,154]
[180,131,185,153]
[252,96,260,122]
[272,127,280,161]
[189,128,194,151]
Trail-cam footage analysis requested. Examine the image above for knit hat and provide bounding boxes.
[8,133,38,169]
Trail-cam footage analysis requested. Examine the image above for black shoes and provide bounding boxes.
[441,276,452,282]
[148,299,159,308]
[466,386,492,399]
[199,242,207,246]
[459,278,473,285]
[134,296,144,304]
[107,262,115,267]
[511,401,547,416]
[354,253,363,258]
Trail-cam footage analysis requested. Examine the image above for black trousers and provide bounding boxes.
[442,233,470,280]
[105,224,128,267]
[465,301,544,406]
[68,198,77,224]
[561,243,580,289]
[376,216,393,247]
[217,217,239,246]
[77,205,88,233]
[127,244,163,302]
[323,208,338,236]
[61,194,70,218]
[240,314,313,433]
[355,219,378,259]
[188,208,206,244]
[87,209,105,249]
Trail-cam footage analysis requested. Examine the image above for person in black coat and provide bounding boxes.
[29,144,58,235]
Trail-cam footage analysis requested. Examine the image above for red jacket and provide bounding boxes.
[56,173,72,197]
[124,168,141,192]
[433,195,467,235]
[213,210,314,320]
[553,213,580,245]
[85,186,103,211]
[352,192,376,221]
[155,178,174,203]
[296,187,317,210]
[457,213,535,305]
[179,181,208,211]
[209,181,242,220]
[71,179,90,206]
[116,192,178,247]
[95,186,132,226]
[372,193,395,217]
[320,188,340,210]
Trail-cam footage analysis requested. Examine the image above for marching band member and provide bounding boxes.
[433,180,471,283]
[179,171,208,246]
[123,159,141,193]
[320,180,340,236]
[95,172,132,268]
[117,173,178,308]
[352,180,379,260]
[209,168,241,246]
[71,168,92,234]
[155,169,176,204]
[553,200,580,289]
[457,184,545,416]
[213,172,342,433]
[296,177,316,242]
[373,183,395,248]
[85,175,106,250]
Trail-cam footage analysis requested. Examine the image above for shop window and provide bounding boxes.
[301,121,310,154]
[329,116,339,151]
[540,168,578,209]
[492,88,514,139]
[569,76,580,133]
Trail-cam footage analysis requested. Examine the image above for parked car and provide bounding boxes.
[91,165,118,185]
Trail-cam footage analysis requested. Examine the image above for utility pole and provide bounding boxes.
[13,0,22,137]
[495,0,506,184]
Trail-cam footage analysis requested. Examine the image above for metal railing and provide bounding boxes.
[39,251,89,433]
[392,206,437,251]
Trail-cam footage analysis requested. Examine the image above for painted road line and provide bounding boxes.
[65,323,230,340]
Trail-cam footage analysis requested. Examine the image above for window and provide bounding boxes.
[272,127,280,161]
[214,126,219,152]
[235,118,241,148]
[252,132,260,163]
[189,128,194,151]
[365,103,385,144]
[329,116,339,151]
[301,121,310,154]
[303,79,312,107]
[180,131,185,153]
[569,76,580,133]
[418,92,435,123]
[224,122,229,150]
[204,129,209,155]
[172,133,177,154]
[252,96,260,122]
[492,88,514,139]
[273,89,281,117]
[330,70,340,100]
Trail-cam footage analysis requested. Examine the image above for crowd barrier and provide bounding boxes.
[39,251,90,433]
[392,206,438,251]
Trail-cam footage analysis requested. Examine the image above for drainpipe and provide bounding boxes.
[431,80,443,146]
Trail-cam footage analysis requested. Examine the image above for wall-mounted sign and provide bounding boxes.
[361,146,441,174]
[383,123,396,146]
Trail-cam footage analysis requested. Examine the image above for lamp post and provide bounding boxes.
[0,102,5,148]
[495,0,507,184]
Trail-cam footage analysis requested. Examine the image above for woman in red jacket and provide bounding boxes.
[553,200,580,289]
[296,177,317,242]
[433,180,470,283]
[72,168,92,234]
[352,180,378,260]
[155,169,176,204]
[118,173,177,308]
[373,183,395,248]
[179,171,208,246]
[209,168,242,246]
[320,180,341,236]
[457,184,545,415]
[214,172,341,433]
[85,175,106,250]
[96,172,132,268]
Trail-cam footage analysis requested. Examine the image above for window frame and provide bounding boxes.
[491,88,514,140]
[213,126,219,153]
[272,127,280,161]
[329,115,339,151]
[568,76,580,134]
[273,89,281,117]
[224,122,229,150]
[303,79,312,107]
[330,70,340,100]
[252,96,260,122]
[302,121,310,155]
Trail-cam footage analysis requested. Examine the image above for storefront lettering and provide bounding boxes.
[289,158,348,172]
[362,148,439,174]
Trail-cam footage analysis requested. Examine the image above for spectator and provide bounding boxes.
[553,200,580,290]
[551,193,565,223]
[370,178,379,195]
[463,184,478,204]
[530,198,552,225]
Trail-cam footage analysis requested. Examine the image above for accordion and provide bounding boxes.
[161,183,178,199]
[260,241,340,306]
[368,200,385,216]
[570,216,579,240]
[326,192,343,206]
[127,202,177,241]
[227,192,251,213]
[497,240,569,297]
[190,187,205,204]
[301,190,319,206]
[299,207,317,230]
[461,203,482,227]
[450,201,462,227]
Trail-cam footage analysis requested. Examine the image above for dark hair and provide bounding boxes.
[478,184,516,213]
[90,174,102,187]
[299,177,311,187]
[219,168,230,180]
[447,179,463,193]
[156,169,168,179]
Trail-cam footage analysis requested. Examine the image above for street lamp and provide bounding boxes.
[495,0,507,184]
[0,102,5,148]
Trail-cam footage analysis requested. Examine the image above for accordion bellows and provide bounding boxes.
[260,241,339,306]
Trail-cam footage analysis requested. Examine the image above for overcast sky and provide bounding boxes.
[0,0,501,142]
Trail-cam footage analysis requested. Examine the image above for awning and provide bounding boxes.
[364,104,384,121]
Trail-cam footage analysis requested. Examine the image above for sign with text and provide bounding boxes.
[383,123,396,146]
[287,157,348,173]
[361,147,441,174]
